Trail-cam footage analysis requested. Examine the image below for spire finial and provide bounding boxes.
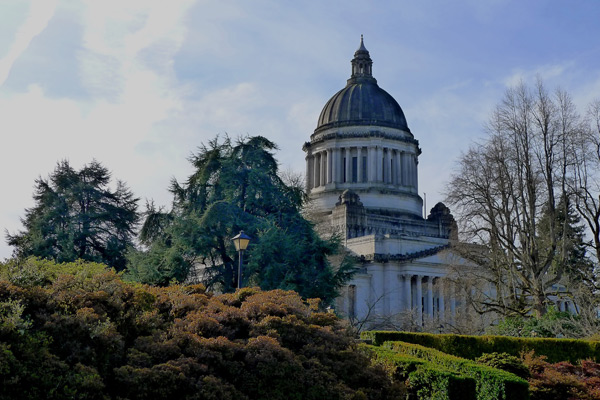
[349,35,375,83]
[357,35,368,52]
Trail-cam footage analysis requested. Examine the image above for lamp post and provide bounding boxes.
[232,231,251,289]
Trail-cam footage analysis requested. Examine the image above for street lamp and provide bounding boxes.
[232,230,251,289]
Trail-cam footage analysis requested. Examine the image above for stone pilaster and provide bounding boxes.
[427,276,434,318]
[416,275,423,326]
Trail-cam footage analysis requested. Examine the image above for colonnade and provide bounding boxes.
[347,274,463,326]
[306,145,417,190]
[401,274,458,325]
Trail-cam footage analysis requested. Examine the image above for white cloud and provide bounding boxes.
[0,0,58,86]
[502,62,573,88]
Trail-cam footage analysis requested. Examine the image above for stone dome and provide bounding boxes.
[315,37,410,134]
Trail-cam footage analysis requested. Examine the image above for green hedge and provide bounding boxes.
[410,366,477,400]
[383,341,529,400]
[361,331,600,364]
[366,345,477,400]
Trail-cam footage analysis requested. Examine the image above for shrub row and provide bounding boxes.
[362,331,600,364]
[366,345,477,400]
[0,261,398,400]
[383,341,529,400]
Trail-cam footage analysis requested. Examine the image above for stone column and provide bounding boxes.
[416,275,423,326]
[427,276,434,318]
[313,153,320,187]
[357,147,363,183]
[326,149,332,184]
[345,148,352,183]
[400,152,408,186]
[320,151,327,187]
[403,274,412,311]
[368,146,377,182]
[377,146,384,183]
[332,148,340,183]
[413,154,418,192]
[382,264,398,315]
[408,153,414,187]
[438,278,445,322]
[305,155,312,191]
[449,281,456,322]
[385,149,392,184]
[386,267,398,315]
[395,151,401,185]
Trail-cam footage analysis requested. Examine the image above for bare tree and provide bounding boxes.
[446,80,583,316]
[572,99,600,269]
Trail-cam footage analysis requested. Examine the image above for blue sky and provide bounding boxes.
[1,0,599,259]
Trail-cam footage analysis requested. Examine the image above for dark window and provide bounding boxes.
[362,156,367,182]
[352,157,358,183]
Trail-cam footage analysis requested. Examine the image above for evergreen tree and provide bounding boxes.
[7,160,139,270]
[128,136,355,303]
[537,195,596,302]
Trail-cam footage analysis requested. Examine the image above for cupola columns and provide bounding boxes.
[350,35,374,82]
[305,146,418,190]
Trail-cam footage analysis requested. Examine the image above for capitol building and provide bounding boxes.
[303,37,466,329]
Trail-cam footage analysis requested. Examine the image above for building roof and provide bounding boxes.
[314,37,410,134]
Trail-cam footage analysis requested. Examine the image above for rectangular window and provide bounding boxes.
[343,157,347,182]
[352,157,358,183]
[362,156,367,182]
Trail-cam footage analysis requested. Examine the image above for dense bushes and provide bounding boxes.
[475,352,530,380]
[362,331,600,364]
[383,341,529,400]
[488,307,590,338]
[367,345,477,400]
[522,352,600,400]
[0,258,394,400]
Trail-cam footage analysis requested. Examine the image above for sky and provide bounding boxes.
[1,0,600,260]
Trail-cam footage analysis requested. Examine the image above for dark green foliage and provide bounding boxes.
[409,365,477,400]
[129,136,355,303]
[382,341,529,400]
[7,160,139,271]
[0,257,108,288]
[538,196,596,288]
[362,330,600,364]
[0,258,391,400]
[476,353,530,379]
[366,345,476,400]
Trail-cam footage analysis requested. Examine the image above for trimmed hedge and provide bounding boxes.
[410,366,477,400]
[366,345,427,380]
[366,345,477,400]
[383,341,529,400]
[362,331,600,364]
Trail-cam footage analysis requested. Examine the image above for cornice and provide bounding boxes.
[356,244,450,264]
[305,130,421,154]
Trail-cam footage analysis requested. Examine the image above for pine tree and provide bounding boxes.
[7,160,139,270]
[538,196,595,290]
[128,136,355,303]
